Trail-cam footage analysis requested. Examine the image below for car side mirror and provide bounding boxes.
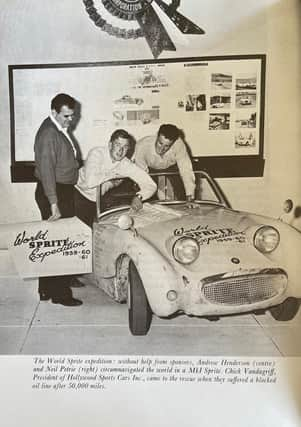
[283,199,294,214]
[278,199,294,222]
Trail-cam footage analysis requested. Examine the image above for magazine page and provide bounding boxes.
[0,1,300,426]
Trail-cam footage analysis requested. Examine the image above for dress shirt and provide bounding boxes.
[49,114,77,156]
[76,146,157,202]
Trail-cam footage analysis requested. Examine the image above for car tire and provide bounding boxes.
[128,261,152,336]
[269,297,300,321]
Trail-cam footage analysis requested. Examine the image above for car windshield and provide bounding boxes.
[96,171,229,216]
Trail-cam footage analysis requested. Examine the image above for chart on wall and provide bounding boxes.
[10,55,265,162]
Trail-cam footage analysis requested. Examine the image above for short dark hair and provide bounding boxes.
[110,129,131,142]
[51,93,76,113]
[158,124,180,142]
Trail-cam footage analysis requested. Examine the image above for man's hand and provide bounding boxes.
[185,195,198,209]
[48,203,61,221]
[131,195,143,212]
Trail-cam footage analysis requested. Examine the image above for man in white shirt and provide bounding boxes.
[134,124,195,203]
[75,129,157,227]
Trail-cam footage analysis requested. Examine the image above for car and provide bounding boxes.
[211,102,225,108]
[235,134,256,147]
[91,171,301,335]
[115,95,144,105]
[214,81,232,89]
[236,83,256,90]
[239,97,252,106]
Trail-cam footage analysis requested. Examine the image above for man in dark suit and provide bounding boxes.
[34,93,82,306]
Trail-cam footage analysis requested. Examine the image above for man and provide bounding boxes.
[134,124,196,203]
[34,93,82,306]
[74,129,157,227]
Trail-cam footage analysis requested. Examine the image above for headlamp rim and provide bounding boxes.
[172,236,200,265]
[253,225,280,253]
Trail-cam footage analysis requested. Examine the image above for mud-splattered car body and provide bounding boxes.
[92,172,301,335]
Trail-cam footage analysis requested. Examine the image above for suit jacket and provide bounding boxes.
[34,117,79,204]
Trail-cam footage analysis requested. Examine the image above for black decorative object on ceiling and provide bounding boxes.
[82,0,205,58]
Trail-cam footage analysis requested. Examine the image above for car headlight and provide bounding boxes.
[173,237,200,264]
[254,226,280,253]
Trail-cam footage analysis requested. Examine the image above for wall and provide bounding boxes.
[0,0,300,226]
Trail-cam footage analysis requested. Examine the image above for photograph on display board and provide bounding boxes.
[235,131,256,148]
[211,73,233,90]
[236,91,257,108]
[209,113,231,130]
[185,94,206,111]
[235,111,257,128]
[210,94,231,109]
[236,74,257,90]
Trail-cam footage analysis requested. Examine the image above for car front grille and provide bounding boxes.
[201,269,287,306]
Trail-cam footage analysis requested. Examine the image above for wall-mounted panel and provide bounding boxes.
[9,55,266,181]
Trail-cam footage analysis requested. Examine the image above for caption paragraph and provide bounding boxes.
[31,356,277,391]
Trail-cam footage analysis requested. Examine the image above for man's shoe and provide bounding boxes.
[51,297,83,306]
[69,277,85,288]
[39,292,51,301]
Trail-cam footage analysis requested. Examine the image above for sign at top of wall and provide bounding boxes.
[83,0,205,58]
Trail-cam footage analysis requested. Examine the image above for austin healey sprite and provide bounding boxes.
[92,171,301,335]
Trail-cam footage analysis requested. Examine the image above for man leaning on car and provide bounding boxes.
[74,129,157,227]
[134,124,196,205]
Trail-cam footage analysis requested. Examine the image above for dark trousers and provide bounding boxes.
[35,181,75,220]
[35,181,75,299]
[74,188,96,228]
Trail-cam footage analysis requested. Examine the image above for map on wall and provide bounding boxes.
[9,55,265,164]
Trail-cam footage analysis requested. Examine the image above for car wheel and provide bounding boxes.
[128,261,152,336]
[269,297,300,321]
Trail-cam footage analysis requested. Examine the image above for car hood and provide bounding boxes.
[136,203,271,241]
[134,203,284,275]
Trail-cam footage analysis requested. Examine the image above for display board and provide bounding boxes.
[9,55,266,181]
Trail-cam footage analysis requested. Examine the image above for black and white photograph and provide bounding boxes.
[210,94,231,109]
[209,113,231,130]
[235,111,257,128]
[127,107,160,125]
[236,74,257,90]
[211,73,233,90]
[134,67,168,89]
[114,94,144,106]
[185,93,206,111]
[235,131,256,148]
[236,91,257,108]
[0,1,301,426]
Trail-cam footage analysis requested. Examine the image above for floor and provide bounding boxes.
[0,249,301,356]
